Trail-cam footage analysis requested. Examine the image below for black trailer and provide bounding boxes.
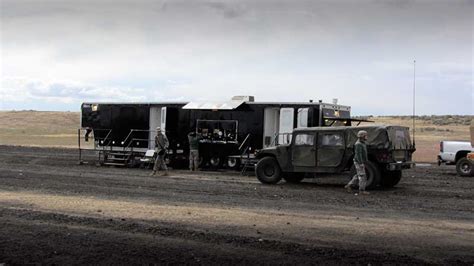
[79,96,352,169]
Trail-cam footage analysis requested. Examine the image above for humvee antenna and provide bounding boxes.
[412,60,416,148]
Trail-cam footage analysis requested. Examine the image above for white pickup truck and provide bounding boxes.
[438,141,474,165]
[440,120,474,176]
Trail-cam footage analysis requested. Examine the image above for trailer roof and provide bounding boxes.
[82,102,187,105]
[82,101,351,110]
[182,100,245,110]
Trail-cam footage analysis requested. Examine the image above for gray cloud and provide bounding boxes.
[1,0,472,114]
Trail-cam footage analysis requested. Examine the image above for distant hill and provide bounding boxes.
[355,115,472,126]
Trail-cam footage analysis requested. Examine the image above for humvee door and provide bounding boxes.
[291,132,316,167]
[317,132,345,167]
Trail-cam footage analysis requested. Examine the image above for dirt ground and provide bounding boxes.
[0,146,473,265]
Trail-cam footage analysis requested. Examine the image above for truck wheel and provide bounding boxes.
[456,158,474,177]
[349,161,381,190]
[381,170,402,188]
[283,173,305,184]
[255,157,282,184]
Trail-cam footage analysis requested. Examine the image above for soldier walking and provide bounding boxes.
[345,130,370,195]
[187,132,200,171]
[151,127,169,176]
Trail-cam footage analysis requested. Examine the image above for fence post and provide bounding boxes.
[78,128,82,165]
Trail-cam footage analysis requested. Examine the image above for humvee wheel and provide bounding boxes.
[381,170,402,188]
[256,157,282,184]
[349,161,381,190]
[456,158,474,177]
[283,173,305,184]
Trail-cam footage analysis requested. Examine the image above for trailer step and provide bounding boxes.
[103,162,127,166]
[107,158,128,161]
[106,152,133,156]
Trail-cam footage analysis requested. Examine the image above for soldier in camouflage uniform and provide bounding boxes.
[187,132,200,171]
[151,127,169,176]
[345,130,370,195]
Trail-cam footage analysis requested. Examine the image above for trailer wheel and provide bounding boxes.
[381,170,402,188]
[283,173,305,184]
[227,157,240,169]
[255,157,282,184]
[198,156,204,167]
[209,156,221,168]
[349,161,381,190]
[456,158,474,177]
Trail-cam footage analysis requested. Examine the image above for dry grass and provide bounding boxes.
[0,111,471,162]
[0,111,80,148]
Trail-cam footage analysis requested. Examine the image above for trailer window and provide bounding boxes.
[295,134,314,146]
[197,120,238,142]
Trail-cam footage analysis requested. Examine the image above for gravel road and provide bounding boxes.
[0,146,472,265]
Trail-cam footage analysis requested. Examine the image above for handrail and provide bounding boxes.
[100,129,113,147]
[238,133,251,151]
[272,132,292,146]
[121,129,136,147]
[122,129,154,149]
[123,129,153,152]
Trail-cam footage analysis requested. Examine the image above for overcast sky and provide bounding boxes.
[1,0,472,115]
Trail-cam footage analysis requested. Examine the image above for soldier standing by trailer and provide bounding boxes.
[151,127,169,176]
[188,132,200,171]
[345,130,370,195]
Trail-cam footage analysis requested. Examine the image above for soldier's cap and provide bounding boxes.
[156,127,161,131]
[357,130,368,138]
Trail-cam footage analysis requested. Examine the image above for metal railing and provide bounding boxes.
[78,128,154,165]
[121,129,153,152]
[272,133,293,146]
[78,128,112,164]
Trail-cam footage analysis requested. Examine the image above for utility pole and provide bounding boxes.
[412,60,416,148]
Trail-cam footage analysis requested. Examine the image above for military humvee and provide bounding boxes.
[255,126,416,189]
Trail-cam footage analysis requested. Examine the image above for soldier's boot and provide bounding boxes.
[344,184,353,193]
[360,191,370,195]
[161,171,169,176]
[149,171,156,176]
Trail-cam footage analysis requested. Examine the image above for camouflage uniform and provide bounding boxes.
[187,132,200,171]
[346,137,368,192]
[152,130,169,175]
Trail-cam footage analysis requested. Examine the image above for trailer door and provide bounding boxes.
[160,107,167,132]
[263,108,280,148]
[279,108,294,144]
[149,106,166,149]
[297,108,308,128]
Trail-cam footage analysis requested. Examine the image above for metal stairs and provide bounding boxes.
[100,151,133,167]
